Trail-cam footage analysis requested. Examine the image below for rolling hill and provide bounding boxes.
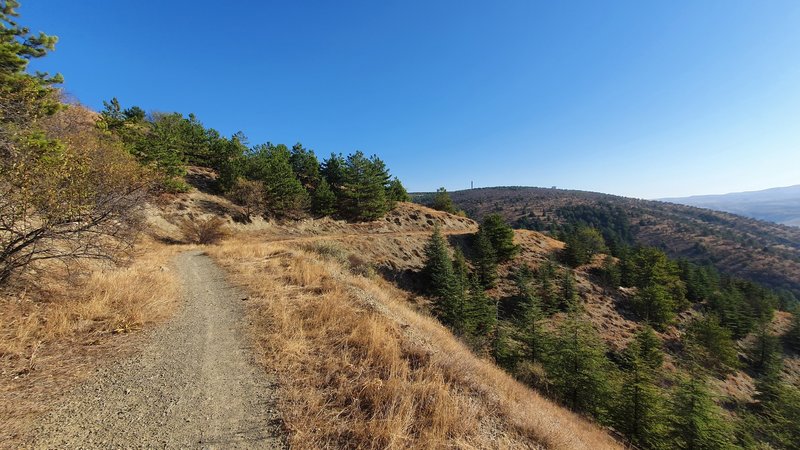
[417,186,800,298]
[661,185,800,227]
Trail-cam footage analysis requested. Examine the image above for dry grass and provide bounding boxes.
[210,237,621,450]
[0,240,182,445]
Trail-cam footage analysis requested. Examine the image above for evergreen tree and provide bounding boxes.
[562,226,607,267]
[560,269,579,311]
[634,325,664,371]
[537,260,559,314]
[614,339,668,450]
[784,311,800,352]
[465,273,497,338]
[598,255,621,287]
[748,322,781,375]
[632,284,677,329]
[546,310,614,419]
[246,143,309,217]
[339,151,390,221]
[310,177,337,217]
[473,228,497,289]
[515,272,546,362]
[215,132,247,192]
[480,214,519,262]
[450,248,470,335]
[289,143,321,190]
[431,187,457,214]
[422,227,459,327]
[686,314,739,373]
[321,152,346,200]
[386,177,410,203]
[667,369,734,450]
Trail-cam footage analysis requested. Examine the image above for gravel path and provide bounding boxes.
[30,250,285,449]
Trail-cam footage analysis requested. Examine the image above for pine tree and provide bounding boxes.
[339,151,390,221]
[473,228,497,289]
[321,152,346,199]
[749,322,781,376]
[480,214,519,262]
[216,132,247,192]
[667,368,734,450]
[546,310,614,419]
[450,248,470,335]
[784,311,800,352]
[599,255,621,287]
[515,271,546,362]
[289,143,321,190]
[614,339,668,449]
[537,260,558,314]
[422,227,460,327]
[431,187,456,214]
[685,314,739,373]
[632,284,676,330]
[560,269,579,311]
[386,177,410,203]
[246,143,309,217]
[465,273,496,338]
[311,178,337,217]
[635,325,664,371]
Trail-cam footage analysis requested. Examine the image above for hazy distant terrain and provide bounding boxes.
[661,185,800,227]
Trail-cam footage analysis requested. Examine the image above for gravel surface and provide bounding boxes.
[30,250,286,449]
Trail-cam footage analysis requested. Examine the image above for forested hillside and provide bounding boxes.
[412,189,800,449]
[419,187,800,299]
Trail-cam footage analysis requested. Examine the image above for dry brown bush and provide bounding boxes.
[0,104,152,285]
[177,216,229,244]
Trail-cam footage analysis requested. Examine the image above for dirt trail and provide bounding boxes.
[29,250,285,449]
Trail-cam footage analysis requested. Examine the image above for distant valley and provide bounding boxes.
[660,184,800,227]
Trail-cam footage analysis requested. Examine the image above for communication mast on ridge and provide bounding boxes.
[471,181,474,189]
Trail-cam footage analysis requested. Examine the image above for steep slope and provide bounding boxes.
[433,186,800,297]
[661,184,800,227]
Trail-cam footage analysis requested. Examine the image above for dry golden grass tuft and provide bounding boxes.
[210,237,621,450]
[0,240,182,445]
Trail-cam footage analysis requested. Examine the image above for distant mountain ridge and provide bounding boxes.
[660,185,800,227]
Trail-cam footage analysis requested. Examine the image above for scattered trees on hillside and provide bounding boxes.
[562,226,607,267]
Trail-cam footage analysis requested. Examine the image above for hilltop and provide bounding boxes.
[661,184,800,227]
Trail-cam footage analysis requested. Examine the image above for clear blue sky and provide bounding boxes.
[22,1,800,198]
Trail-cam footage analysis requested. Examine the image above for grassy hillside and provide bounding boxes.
[424,186,800,298]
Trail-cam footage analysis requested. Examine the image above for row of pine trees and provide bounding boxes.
[420,213,800,450]
[100,99,409,221]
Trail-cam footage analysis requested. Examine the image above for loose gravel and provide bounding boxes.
[29,250,286,449]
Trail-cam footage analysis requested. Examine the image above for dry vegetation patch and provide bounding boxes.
[0,241,182,445]
[210,237,620,450]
